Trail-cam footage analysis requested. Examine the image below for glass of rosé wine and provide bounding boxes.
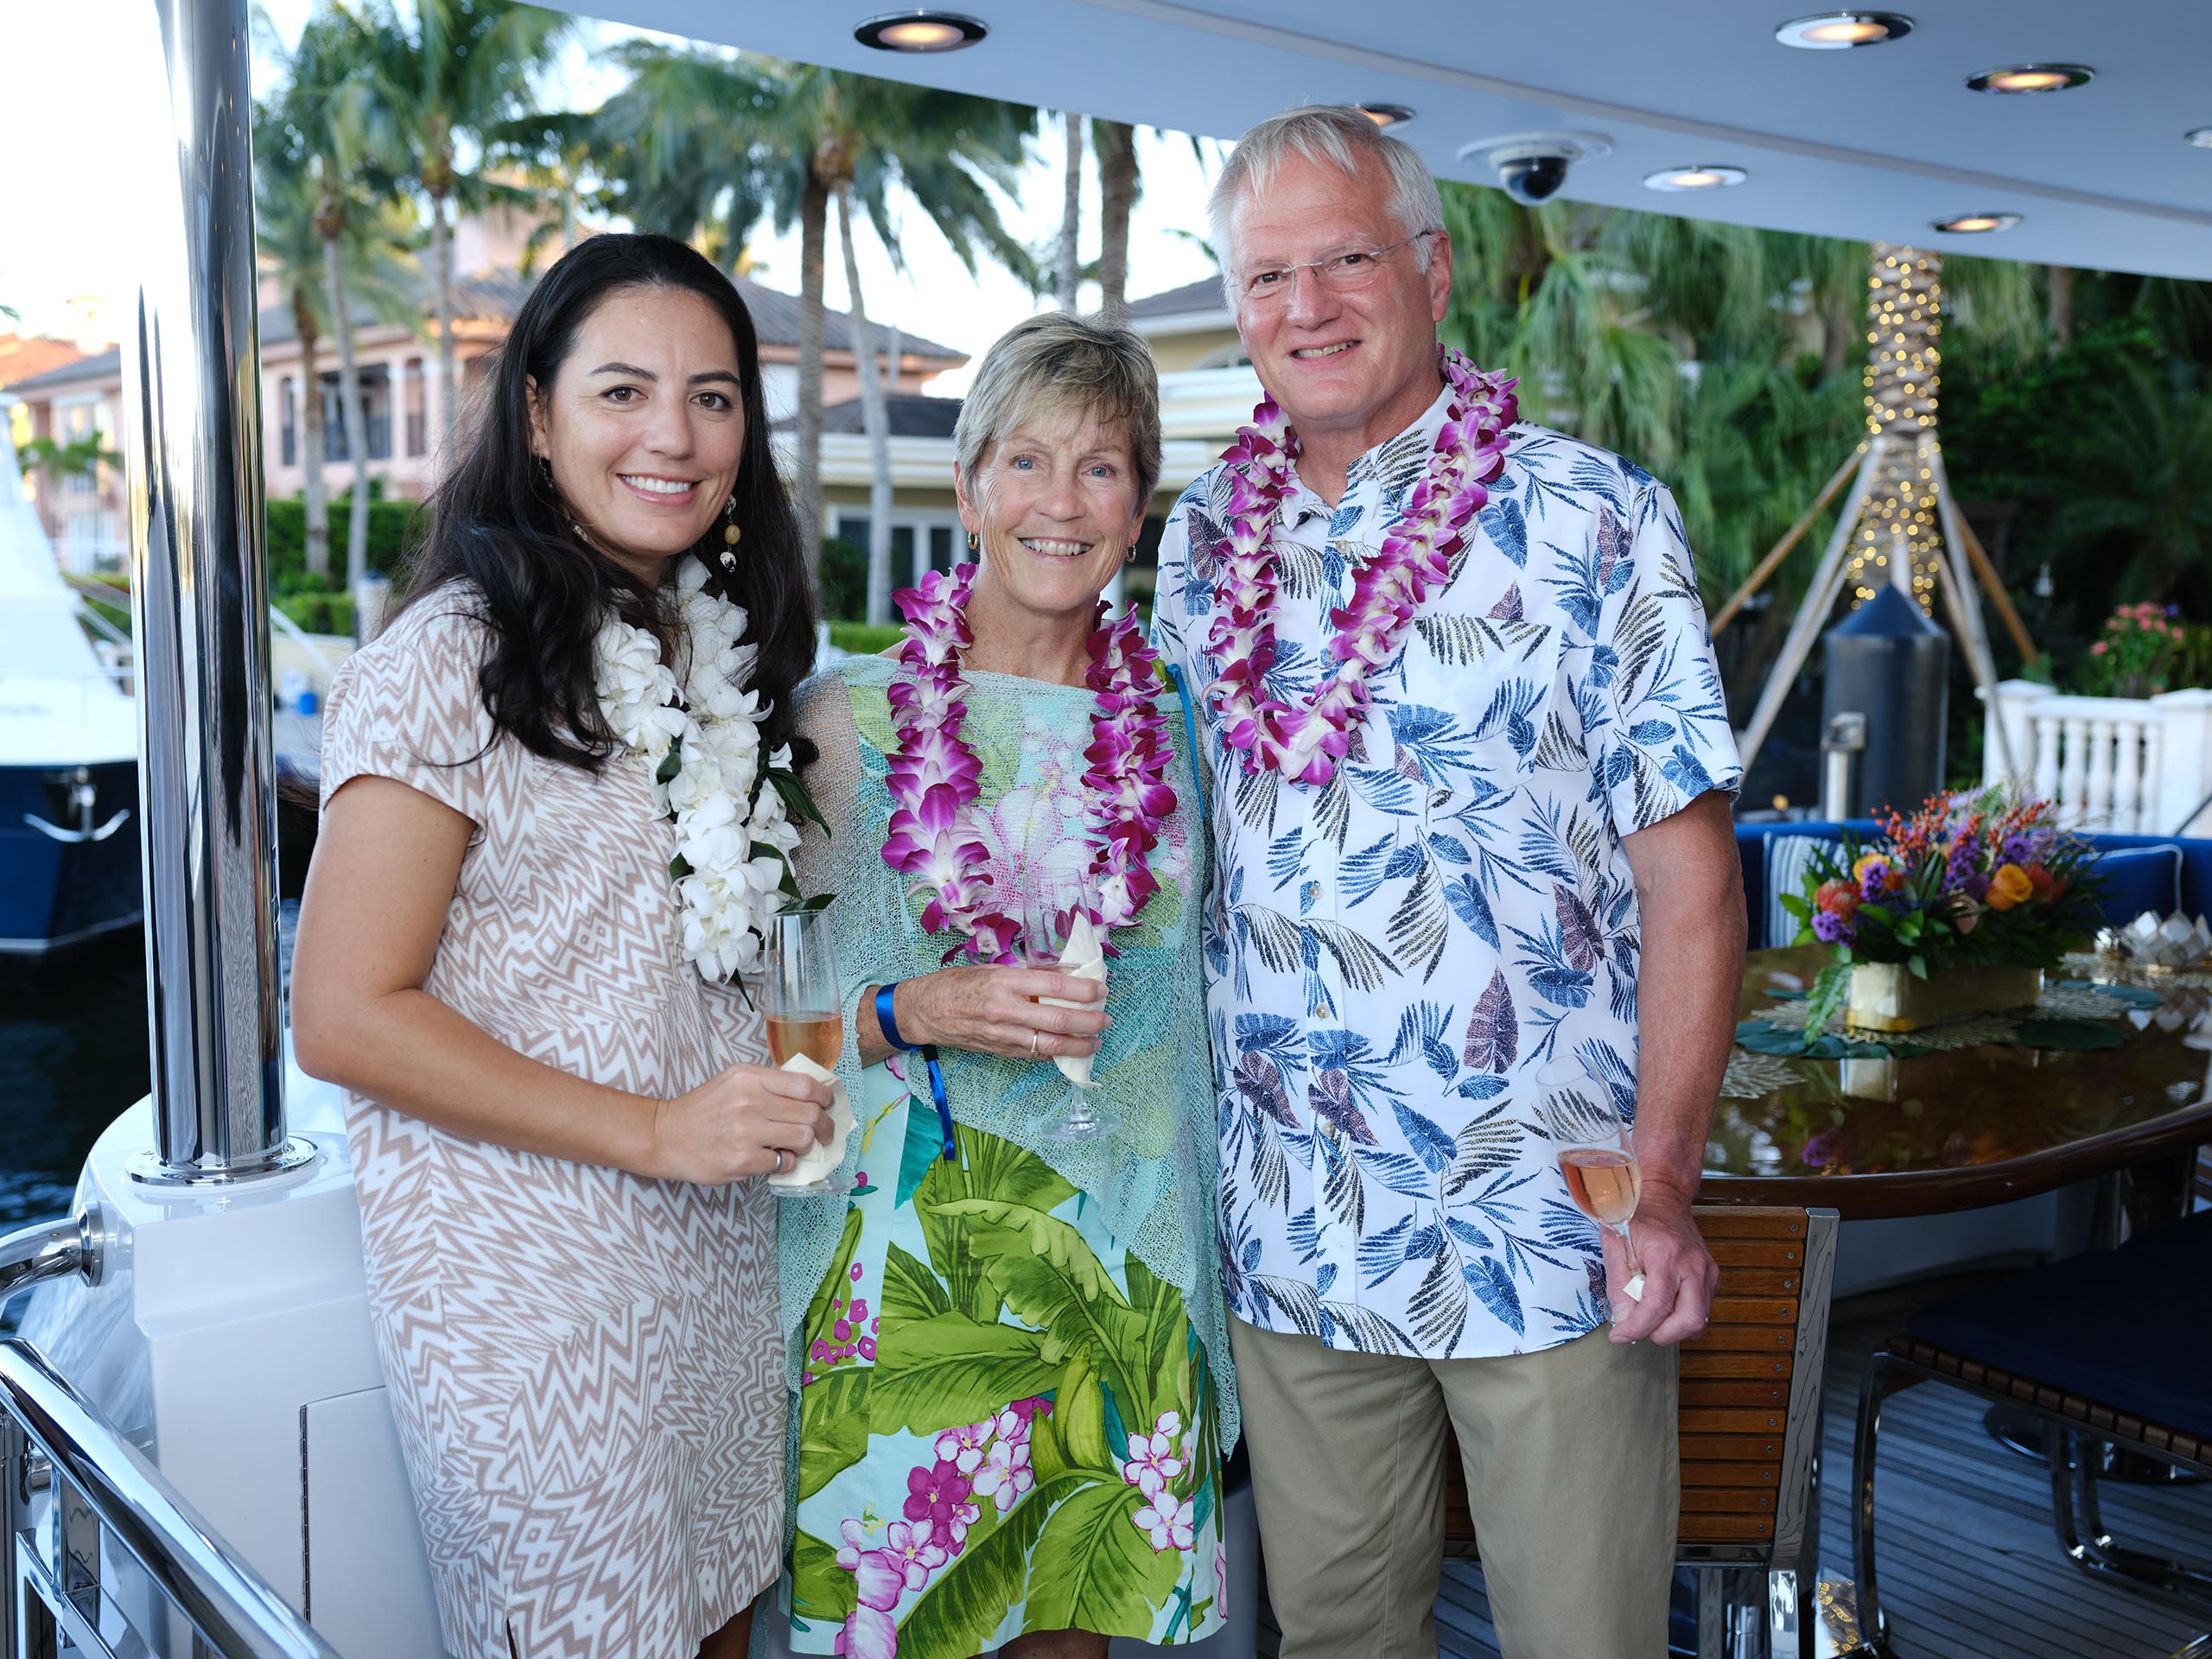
[763,908,852,1198]
[1542,1063,1645,1304]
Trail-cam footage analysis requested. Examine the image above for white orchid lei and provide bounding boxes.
[593,557,823,983]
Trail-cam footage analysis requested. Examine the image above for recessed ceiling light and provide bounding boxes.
[1967,63,2094,94]
[1775,12,1914,49]
[1356,103,1416,129]
[1933,212,2022,234]
[2187,126,2212,148]
[854,10,988,52]
[1645,165,1748,192]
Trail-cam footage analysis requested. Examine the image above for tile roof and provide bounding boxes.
[810,393,964,438]
[732,277,963,363]
[1125,276,1229,320]
[0,336,94,392]
[3,347,122,395]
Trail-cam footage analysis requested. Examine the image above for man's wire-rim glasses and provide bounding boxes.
[1238,229,1437,304]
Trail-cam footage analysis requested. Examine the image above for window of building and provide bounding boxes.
[280,377,296,467]
[834,512,963,588]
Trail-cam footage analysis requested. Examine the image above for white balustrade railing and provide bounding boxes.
[1985,680,2212,836]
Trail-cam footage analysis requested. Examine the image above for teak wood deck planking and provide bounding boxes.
[1254,1274,2209,1657]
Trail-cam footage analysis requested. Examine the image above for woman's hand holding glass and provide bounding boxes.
[877,965,1108,1064]
[645,1064,834,1184]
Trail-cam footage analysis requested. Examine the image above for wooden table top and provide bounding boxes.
[1696,946,2212,1218]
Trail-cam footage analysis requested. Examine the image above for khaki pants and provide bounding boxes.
[1230,1317,1677,1659]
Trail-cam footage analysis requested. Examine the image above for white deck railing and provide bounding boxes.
[1984,680,2212,837]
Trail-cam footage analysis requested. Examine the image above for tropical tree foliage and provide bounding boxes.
[359,0,574,446]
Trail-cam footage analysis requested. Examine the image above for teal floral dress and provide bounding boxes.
[773,657,1235,1659]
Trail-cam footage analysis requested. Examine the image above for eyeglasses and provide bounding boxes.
[1237,231,1436,304]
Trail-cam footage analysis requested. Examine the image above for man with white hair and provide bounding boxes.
[1150,105,1746,1656]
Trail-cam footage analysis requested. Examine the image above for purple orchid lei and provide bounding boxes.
[1204,346,1519,788]
[880,562,1178,964]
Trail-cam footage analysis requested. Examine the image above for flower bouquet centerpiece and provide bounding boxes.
[1783,791,2102,1037]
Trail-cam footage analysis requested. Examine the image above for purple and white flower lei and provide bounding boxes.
[880,562,1178,964]
[1204,346,1519,787]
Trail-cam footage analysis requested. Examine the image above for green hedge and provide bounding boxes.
[827,621,902,657]
[817,536,867,623]
[273,590,359,636]
[268,494,420,587]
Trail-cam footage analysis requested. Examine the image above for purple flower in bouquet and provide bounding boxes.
[1812,909,1856,945]
[2001,834,2032,865]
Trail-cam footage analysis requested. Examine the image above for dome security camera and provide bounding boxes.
[1461,132,1614,207]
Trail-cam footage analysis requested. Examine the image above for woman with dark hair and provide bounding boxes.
[292,232,830,1659]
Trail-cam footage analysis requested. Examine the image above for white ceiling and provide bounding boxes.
[573,0,2212,279]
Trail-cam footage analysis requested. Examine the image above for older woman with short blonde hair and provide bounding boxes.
[768,312,1236,1659]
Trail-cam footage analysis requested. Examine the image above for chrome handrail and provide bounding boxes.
[0,1216,94,1306]
[1,1338,342,1659]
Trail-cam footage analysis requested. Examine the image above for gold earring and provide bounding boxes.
[967,531,979,555]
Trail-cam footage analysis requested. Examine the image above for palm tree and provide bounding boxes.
[1058,112,1084,309]
[254,99,334,579]
[783,73,1036,620]
[586,42,783,271]
[485,108,603,270]
[602,48,1035,597]
[363,0,573,445]
[1093,119,1138,324]
[264,1,416,586]
[2056,359,2212,602]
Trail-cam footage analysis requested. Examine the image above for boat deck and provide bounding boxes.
[1255,1274,2211,1657]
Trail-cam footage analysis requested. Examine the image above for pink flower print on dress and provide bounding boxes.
[933,1421,993,1477]
[1134,1492,1195,1554]
[835,1517,871,1571]
[849,1549,906,1614]
[944,1498,981,1557]
[836,1605,898,1659]
[1120,1414,1186,1501]
[972,1436,1034,1514]
[884,1520,946,1591]
[903,1459,972,1532]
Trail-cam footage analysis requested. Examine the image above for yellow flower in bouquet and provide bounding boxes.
[1984,862,2035,912]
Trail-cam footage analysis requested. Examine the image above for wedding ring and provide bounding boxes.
[773,1148,791,1174]
[1030,1029,1041,1057]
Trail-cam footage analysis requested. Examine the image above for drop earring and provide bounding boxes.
[967,531,979,556]
[719,493,741,576]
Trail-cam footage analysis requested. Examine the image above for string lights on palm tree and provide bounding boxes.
[1850,244,1944,609]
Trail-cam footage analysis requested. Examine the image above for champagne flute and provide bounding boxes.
[1542,1063,1644,1304]
[1021,878,1120,1144]
[762,907,852,1198]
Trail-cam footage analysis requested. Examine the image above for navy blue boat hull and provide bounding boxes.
[0,760,143,954]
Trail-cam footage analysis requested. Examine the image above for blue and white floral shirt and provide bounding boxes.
[1151,386,1743,1359]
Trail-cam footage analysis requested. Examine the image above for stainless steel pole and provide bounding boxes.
[122,0,312,1185]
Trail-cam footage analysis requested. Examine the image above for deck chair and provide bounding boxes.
[1443,1205,1840,1659]
[1853,1208,2212,1654]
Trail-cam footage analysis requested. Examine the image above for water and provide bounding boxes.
[0,904,300,1226]
[0,932,149,1225]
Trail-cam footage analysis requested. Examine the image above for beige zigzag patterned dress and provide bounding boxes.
[320,593,783,1659]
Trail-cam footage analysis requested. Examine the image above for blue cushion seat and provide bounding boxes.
[1904,1209,2212,1444]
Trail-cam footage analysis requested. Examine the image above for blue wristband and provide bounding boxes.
[874,982,918,1052]
[875,982,957,1163]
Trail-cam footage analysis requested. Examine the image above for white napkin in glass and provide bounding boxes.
[1039,911,1109,1089]
[766,1052,853,1187]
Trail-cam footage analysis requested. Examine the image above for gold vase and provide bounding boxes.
[1844,963,2044,1033]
